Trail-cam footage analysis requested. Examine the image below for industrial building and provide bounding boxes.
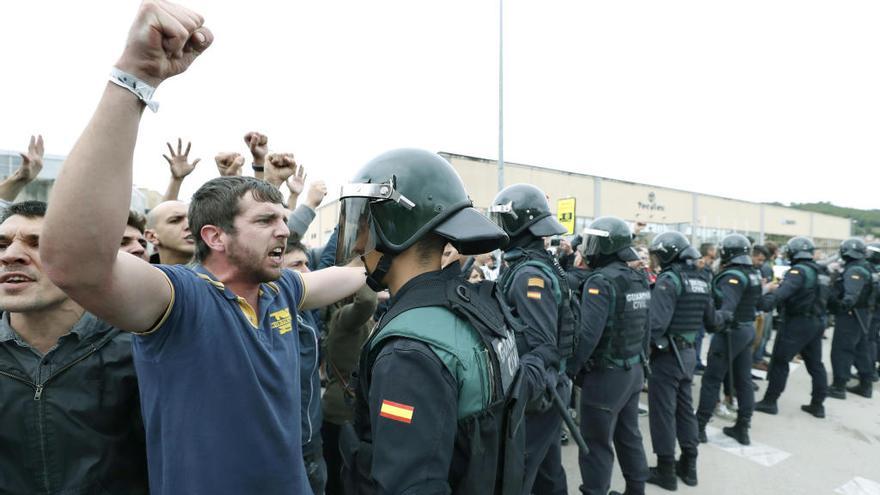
[304,152,852,252]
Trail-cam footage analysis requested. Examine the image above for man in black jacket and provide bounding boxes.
[0,201,148,494]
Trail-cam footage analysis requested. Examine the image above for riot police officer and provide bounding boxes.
[337,149,549,494]
[696,234,760,446]
[489,184,572,495]
[829,238,876,399]
[754,237,829,417]
[646,232,725,491]
[868,243,880,381]
[571,217,650,495]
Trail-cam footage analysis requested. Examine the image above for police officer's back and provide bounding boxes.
[754,236,830,417]
[867,242,880,382]
[570,217,651,495]
[490,184,572,495]
[828,238,876,399]
[645,232,724,491]
[695,234,761,446]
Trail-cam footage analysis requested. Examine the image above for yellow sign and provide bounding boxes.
[557,198,576,235]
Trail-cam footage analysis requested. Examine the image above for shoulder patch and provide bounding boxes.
[527,277,545,289]
[527,291,542,300]
[789,269,799,275]
[728,278,739,285]
[588,288,600,295]
[380,400,414,424]
[851,274,861,280]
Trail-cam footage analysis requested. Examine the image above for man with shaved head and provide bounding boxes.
[145,200,194,265]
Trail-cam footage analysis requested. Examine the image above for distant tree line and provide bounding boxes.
[767,201,880,236]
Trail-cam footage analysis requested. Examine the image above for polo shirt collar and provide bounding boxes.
[190,264,281,301]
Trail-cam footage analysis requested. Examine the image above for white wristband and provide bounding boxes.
[109,67,159,112]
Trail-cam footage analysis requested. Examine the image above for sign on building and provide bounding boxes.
[557,197,576,235]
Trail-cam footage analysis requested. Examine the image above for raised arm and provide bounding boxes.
[0,135,44,202]
[41,0,213,332]
[162,138,200,201]
[265,152,297,190]
[244,131,268,180]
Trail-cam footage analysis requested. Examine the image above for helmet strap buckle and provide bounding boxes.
[364,253,394,292]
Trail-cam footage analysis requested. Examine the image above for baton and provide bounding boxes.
[550,384,589,455]
[668,336,687,376]
[852,309,869,337]
[726,327,736,398]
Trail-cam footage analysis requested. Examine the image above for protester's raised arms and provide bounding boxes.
[162,138,200,201]
[41,0,212,332]
[0,135,44,202]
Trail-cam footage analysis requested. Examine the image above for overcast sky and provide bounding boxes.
[2,1,878,209]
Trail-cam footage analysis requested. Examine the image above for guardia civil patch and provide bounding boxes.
[527,277,545,289]
[729,278,739,285]
[588,288,600,295]
[380,400,414,424]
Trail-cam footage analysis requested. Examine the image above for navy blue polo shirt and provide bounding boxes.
[132,264,311,495]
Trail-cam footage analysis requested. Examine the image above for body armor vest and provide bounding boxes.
[714,265,762,322]
[661,263,711,339]
[345,270,526,495]
[589,262,651,364]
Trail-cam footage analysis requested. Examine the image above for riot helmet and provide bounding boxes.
[577,216,638,266]
[336,149,508,288]
[488,184,566,240]
[839,237,867,261]
[785,236,815,261]
[648,231,692,267]
[719,234,752,266]
[865,242,880,265]
[866,242,880,264]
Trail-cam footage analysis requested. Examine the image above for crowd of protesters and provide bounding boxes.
[1,1,877,495]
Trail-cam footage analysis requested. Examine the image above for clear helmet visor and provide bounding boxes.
[578,227,610,257]
[335,197,377,267]
[487,202,517,230]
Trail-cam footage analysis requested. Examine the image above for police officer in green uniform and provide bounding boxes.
[754,237,829,417]
[829,238,876,399]
[696,234,760,446]
[645,232,725,491]
[336,149,552,495]
[571,217,650,495]
[489,184,573,495]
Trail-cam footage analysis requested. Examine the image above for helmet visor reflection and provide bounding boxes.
[335,197,377,267]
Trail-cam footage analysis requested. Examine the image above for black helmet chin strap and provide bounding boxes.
[362,253,395,291]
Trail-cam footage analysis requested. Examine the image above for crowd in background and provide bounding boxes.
[1,1,878,494]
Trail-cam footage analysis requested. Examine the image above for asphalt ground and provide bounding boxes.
[560,326,880,495]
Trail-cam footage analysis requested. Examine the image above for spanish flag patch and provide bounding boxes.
[729,278,739,285]
[588,288,600,295]
[380,400,415,424]
[528,277,545,289]
[527,291,542,300]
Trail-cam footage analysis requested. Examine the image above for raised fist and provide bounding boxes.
[115,0,213,87]
[266,153,298,186]
[13,135,44,182]
[215,152,244,177]
[305,180,327,209]
[163,138,200,179]
[244,132,269,163]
